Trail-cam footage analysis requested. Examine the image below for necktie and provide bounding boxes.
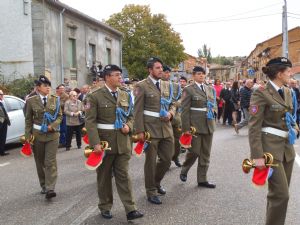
[278,89,284,100]
[156,81,160,91]
[43,97,47,107]
[111,91,117,100]
[200,84,205,93]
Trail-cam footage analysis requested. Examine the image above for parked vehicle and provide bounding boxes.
[3,95,25,144]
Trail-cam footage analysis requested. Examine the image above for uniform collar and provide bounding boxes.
[269,80,283,91]
[149,75,160,86]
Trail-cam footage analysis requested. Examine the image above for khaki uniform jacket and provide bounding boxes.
[181,83,216,134]
[133,76,176,139]
[25,94,62,141]
[249,82,296,162]
[85,86,133,154]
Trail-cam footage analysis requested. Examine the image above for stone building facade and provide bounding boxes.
[0,0,122,88]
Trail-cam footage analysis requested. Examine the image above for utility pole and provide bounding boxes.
[282,0,288,58]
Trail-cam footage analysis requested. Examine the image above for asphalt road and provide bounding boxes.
[0,124,300,225]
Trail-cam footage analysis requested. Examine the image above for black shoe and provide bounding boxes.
[66,147,70,151]
[0,152,9,156]
[198,181,216,189]
[45,190,56,199]
[101,211,112,219]
[157,186,166,195]
[174,159,182,167]
[147,196,162,205]
[127,210,144,220]
[40,187,47,194]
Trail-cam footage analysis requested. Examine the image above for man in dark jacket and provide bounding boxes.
[234,79,253,134]
[220,82,232,125]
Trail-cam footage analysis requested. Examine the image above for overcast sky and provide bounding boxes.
[60,0,300,57]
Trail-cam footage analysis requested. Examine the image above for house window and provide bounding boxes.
[106,48,111,65]
[88,44,96,67]
[68,38,77,80]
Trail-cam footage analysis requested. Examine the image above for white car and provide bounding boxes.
[3,95,25,144]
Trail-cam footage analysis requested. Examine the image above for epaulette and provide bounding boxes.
[90,86,101,94]
[27,94,39,100]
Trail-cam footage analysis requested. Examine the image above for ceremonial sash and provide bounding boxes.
[160,82,173,117]
[114,92,133,129]
[40,96,60,133]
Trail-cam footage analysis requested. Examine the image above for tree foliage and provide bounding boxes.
[197,44,212,63]
[211,56,235,66]
[106,5,186,79]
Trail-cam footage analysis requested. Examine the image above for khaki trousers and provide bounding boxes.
[96,153,136,214]
[33,138,59,190]
[266,158,294,225]
[181,134,213,183]
[172,127,181,161]
[144,136,174,197]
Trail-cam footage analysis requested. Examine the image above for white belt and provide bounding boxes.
[190,107,207,112]
[33,124,41,130]
[262,127,288,138]
[97,124,115,130]
[144,110,160,118]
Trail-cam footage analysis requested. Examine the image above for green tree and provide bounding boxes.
[106,5,186,79]
[211,56,234,66]
[197,44,212,63]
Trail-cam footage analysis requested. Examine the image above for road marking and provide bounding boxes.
[296,153,300,167]
[70,206,98,225]
[0,162,10,167]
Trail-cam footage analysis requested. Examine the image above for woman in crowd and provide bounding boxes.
[230,81,240,125]
[64,90,84,151]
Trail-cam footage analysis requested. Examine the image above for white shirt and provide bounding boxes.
[195,81,206,92]
[149,75,160,88]
[39,94,47,105]
[105,84,118,98]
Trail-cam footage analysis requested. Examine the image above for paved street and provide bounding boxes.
[1,124,300,225]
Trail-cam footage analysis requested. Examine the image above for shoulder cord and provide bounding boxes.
[41,97,60,133]
[114,92,133,129]
[160,82,174,117]
[285,89,298,144]
[207,88,216,120]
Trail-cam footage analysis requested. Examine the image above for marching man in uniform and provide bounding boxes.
[179,66,217,188]
[134,57,176,205]
[248,57,299,225]
[85,65,143,221]
[25,75,62,199]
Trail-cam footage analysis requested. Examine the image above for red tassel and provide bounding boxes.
[252,167,270,186]
[179,133,193,148]
[20,142,32,157]
[134,141,144,156]
[83,134,89,144]
[85,151,105,170]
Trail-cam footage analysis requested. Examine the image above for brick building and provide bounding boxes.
[242,26,300,80]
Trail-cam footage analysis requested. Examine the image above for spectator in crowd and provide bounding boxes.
[179,76,187,89]
[234,79,253,134]
[213,79,223,123]
[0,90,11,156]
[220,82,233,125]
[230,81,240,125]
[90,61,98,77]
[56,84,69,148]
[78,84,89,102]
[289,78,300,126]
[64,91,84,151]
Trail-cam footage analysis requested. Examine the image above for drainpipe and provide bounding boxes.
[60,8,66,84]
[120,39,122,68]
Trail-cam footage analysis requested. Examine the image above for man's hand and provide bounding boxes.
[94,144,102,153]
[47,125,53,132]
[253,158,266,170]
[161,112,172,122]
[121,124,130,134]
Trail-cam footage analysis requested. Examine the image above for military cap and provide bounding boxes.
[266,57,292,67]
[193,66,206,74]
[35,75,51,86]
[163,65,171,72]
[103,64,122,73]
[147,57,163,68]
